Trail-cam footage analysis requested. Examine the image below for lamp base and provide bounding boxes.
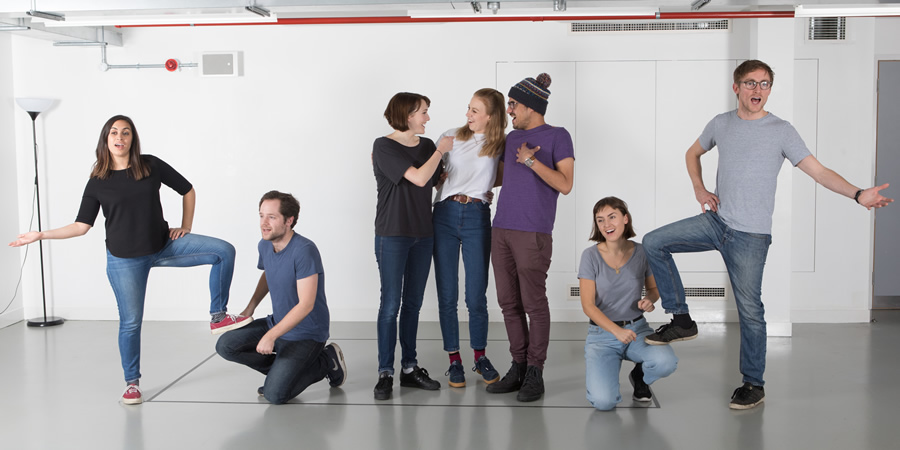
[26,316,65,327]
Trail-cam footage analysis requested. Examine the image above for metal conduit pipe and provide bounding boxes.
[97,28,197,71]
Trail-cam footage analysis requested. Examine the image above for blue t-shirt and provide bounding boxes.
[257,233,330,342]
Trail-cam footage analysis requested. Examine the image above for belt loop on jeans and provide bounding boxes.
[589,314,644,327]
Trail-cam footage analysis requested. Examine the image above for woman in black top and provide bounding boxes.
[9,115,250,405]
[371,93,452,400]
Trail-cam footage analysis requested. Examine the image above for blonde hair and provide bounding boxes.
[455,88,506,158]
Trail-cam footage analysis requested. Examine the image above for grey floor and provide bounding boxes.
[1,312,898,450]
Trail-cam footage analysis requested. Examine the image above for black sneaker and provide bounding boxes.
[516,365,545,402]
[729,382,765,410]
[374,373,393,400]
[645,320,698,345]
[486,361,527,394]
[399,366,441,390]
[446,360,466,388]
[323,343,347,388]
[629,363,652,402]
[473,356,500,384]
[257,386,264,397]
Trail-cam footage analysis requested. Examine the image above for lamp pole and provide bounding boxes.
[16,99,64,327]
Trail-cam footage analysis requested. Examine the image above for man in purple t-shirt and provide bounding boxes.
[486,73,575,402]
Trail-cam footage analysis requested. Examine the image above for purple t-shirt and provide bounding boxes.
[492,124,575,234]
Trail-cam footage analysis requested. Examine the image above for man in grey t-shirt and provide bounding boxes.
[642,60,893,410]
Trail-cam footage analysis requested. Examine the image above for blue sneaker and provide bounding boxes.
[445,360,466,388]
[473,355,500,384]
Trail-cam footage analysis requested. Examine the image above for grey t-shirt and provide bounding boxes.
[577,242,651,322]
[698,110,812,234]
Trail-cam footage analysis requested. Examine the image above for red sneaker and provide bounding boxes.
[122,384,142,405]
[210,314,252,335]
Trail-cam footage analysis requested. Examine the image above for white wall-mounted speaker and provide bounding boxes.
[200,52,240,77]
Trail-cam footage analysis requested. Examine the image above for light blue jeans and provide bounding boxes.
[106,233,236,382]
[585,319,678,411]
[642,212,771,386]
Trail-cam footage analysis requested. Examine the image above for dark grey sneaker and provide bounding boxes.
[374,372,393,400]
[729,382,765,410]
[399,366,441,390]
[257,386,264,397]
[473,356,500,384]
[323,343,347,388]
[486,361,527,394]
[645,320,698,345]
[629,363,652,402]
[446,361,466,388]
[516,365,545,402]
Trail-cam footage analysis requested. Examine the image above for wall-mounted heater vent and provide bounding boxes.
[567,286,725,300]
[571,20,729,33]
[808,17,846,41]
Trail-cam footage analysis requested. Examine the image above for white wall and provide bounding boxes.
[0,32,23,329]
[791,17,879,322]
[5,18,885,324]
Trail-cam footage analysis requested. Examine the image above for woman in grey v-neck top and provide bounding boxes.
[578,197,678,411]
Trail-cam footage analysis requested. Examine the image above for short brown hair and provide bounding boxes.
[733,59,774,85]
[383,92,430,132]
[259,190,300,229]
[589,197,636,243]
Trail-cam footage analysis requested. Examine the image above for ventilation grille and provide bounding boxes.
[808,17,846,41]
[571,20,729,33]
[568,286,725,298]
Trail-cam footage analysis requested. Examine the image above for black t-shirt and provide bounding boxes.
[372,136,441,237]
[75,155,193,258]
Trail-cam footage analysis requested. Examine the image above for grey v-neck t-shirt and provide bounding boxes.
[577,242,651,322]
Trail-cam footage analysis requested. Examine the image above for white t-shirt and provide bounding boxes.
[433,128,501,203]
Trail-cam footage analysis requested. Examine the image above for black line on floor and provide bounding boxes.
[148,400,658,409]
[145,353,217,403]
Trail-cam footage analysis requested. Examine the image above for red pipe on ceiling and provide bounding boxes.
[116,10,796,28]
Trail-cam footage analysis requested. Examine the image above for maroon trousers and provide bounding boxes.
[490,228,552,369]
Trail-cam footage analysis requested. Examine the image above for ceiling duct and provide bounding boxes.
[807,17,846,40]
[571,19,729,33]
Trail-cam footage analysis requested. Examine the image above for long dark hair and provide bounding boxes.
[89,115,150,180]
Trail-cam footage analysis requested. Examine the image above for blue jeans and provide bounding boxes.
[584,319,678,411]
[216,319,328,404]
[375,235,434,375]
[643,212,771,386]
[432,200,491,353]
[106,233,236,382]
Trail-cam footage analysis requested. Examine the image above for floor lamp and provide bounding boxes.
[16,98,64,327]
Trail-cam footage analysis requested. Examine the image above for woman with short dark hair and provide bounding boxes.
[371,93,451,400]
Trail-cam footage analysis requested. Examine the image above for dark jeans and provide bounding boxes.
[490,228,552,369]
[375,235,434,375]
[215,319,328,404]
[433,199,491,352]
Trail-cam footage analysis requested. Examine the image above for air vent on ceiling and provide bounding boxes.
[571,20,729,33]
[808,17,846,41]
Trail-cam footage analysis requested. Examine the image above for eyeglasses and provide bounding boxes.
[507,100,519,109]
[741,80,772,90]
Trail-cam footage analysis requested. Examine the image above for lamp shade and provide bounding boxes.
[15,98,55,114]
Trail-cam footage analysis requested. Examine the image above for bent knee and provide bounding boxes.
[588,395,617,411]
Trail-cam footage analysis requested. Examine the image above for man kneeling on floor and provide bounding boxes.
[216,190,347,404]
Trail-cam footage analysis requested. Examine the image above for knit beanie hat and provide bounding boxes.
[508,73,552,116]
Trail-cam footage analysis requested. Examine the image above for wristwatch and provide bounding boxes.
[854,189,864,204]
[524,156,535,168]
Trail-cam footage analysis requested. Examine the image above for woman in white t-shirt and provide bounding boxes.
[432,88,506,388]
[578,196,678,410]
